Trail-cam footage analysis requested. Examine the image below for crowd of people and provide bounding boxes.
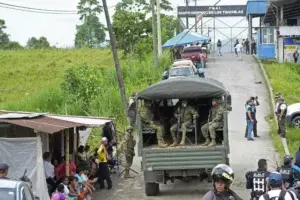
[40,121,118,200]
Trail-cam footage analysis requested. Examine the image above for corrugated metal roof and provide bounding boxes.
[0,115,85,134]
[48,115,111,128]
[0,110,112,134]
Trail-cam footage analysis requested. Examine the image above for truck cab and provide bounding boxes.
[136,77,232,196]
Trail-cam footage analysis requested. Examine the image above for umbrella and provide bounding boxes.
[163,30,210,49]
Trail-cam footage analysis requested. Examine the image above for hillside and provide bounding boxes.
[0,49,170,129]
[0,49,115,103]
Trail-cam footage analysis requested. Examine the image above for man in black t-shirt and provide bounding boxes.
[246,101,255,141]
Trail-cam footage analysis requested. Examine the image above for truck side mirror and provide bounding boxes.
[227,94,232,105]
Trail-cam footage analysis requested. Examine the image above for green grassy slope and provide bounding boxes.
[264,62,300,156]
[0,49,115,103]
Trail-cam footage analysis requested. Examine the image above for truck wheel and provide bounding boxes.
[145,182,159,196]
[292,116,300,128]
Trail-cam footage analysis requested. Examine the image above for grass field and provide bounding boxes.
[263,62,300,156]
[0,49,171,135]
[0,49,115,103]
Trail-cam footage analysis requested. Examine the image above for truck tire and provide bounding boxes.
[145,182,159,196]
[292,116,300,128]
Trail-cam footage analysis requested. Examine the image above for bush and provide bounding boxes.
[264,62,300,156]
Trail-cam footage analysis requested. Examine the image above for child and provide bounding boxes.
[61,176,70,196]
[68,176,80,200]
[51,184,67,200]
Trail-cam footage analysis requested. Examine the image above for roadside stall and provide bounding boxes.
[0,111,112,200]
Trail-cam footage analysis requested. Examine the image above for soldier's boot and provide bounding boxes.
[179,131,186,146]
[158,140,168,148]
[208,139,216,147]
[201,138,210,146]
[170,136,178,147]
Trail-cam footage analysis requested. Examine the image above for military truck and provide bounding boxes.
[136,76,232,196]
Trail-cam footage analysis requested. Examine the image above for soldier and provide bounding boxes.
[201,98,224,147]
[127,92,137,127]
[123,126,136,178]
[139,100,168,148]
[170,100,198,146]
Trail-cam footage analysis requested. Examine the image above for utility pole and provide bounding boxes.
[152,0,158,67]
[102,0,128,114]
[186,0,189,29]
[195,0,197,32]
[157,0,162,57]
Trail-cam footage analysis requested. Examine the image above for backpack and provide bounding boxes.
[262,190,295,200]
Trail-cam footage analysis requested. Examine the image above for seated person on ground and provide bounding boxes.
[55,155,76,181]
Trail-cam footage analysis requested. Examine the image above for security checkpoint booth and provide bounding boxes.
[0,111,112,200]
[263,0,300,62]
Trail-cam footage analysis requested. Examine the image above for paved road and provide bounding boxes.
[94,53,279,200]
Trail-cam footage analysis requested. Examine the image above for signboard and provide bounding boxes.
[284,37,300,62]
[177,5,247,17]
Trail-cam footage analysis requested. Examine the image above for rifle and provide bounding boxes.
[177,106,182,139]
[276,161,280,172]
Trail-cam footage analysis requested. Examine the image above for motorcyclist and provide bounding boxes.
[278,155,300,189]
[245,159,271,199]
[203,164,242,200]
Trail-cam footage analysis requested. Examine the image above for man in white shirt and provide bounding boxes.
[235,42,243,61]
[43,152,56,195]
[259,172,298,200]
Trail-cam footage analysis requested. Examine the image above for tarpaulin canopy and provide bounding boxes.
[163,30,210,48]
[137,77,227,100]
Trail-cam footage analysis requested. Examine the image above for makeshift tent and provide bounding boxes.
[137,76,227,100]
[163,30,210,48]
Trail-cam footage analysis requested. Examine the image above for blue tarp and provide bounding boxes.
[163,30,210,49]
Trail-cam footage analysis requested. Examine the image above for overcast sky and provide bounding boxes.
[0,0,251,47]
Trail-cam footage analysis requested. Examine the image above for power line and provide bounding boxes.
[0,5,78,14]
[0,2,117,13]
[0,2,77,12]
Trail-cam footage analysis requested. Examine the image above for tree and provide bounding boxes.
[75,15,105,48]
[112,9,151,54]
[0,19,10,49]
[27,36,50,49]
[148,14,178,44]
[116,0,172,13]
[75,0,105,48]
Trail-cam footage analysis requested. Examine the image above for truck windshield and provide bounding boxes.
[169,67,192,77]
[0,188,16,200]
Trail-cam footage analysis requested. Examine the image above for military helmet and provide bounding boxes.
[283,155,293,165]
[126,126,133,131]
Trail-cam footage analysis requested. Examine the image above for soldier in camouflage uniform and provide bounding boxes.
[123,126,136,178]
[139,100,168,148]
[170,100,198,146]
[201,98,224,147]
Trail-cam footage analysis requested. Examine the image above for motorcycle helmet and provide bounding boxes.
[211,164,234,189]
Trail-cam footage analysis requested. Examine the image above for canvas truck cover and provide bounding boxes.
[137,77,227,100]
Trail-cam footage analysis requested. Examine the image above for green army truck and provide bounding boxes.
[136,77,232,196]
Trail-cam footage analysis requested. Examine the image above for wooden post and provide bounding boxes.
[65,129,70,176]
[73,128,77,161]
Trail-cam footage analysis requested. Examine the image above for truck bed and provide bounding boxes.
[142,145,227,171]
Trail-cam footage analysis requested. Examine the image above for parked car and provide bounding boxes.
[0,179,39,200]
[286,103,300,128]
[181,46,207,68]
[166,59,204,79]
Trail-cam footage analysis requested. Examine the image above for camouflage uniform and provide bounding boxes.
[123,126,136,178]
[139,102,168,148]
[170,105,198,146]
[201,100,224,147]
